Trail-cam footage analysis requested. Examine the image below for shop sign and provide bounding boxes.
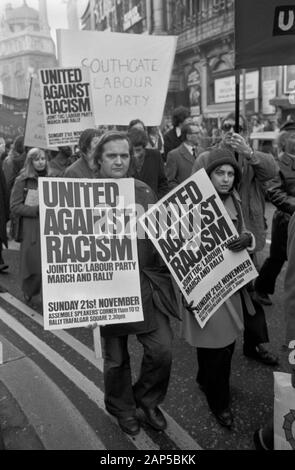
[123,6,142,31]
[187,68,201,116]
[283,65,295,93]
[214,71,259,103]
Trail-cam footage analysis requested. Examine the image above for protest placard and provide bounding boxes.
[25,189,39,206]
[57,30,177,126]
[38,67,95,147]
[140,169,258,329]
[39,178,143,330]
[24,77,52,150]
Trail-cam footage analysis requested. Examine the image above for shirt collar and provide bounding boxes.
[183,142,195,154]
[176,126,182,138]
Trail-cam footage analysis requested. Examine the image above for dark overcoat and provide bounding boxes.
[10,172,40,292]
[0,165,9,246]
[101,179,171,338]
[128,148,169,199]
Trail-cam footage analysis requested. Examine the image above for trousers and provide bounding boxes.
[196,342,235,413]
[104,311,173,418]
[255,211,288,295]
[242,294,269,349]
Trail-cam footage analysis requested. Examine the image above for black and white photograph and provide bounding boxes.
[0,0,294,458]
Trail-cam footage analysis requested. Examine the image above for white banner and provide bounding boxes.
[57,30,177,126]
[39,178,143,330]
[38,67,95,147]
[140,170,257,328]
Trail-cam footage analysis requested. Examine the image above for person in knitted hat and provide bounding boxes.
[181,147,255,429]
[192,112,279,368]
[204,148,242,188]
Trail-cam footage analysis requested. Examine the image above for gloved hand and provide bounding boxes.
[227,233,252,252]
[182,295,197,314]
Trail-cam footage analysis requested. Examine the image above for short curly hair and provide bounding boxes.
[172,106,190,127]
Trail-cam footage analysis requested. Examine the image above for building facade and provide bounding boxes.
[80,0,295,126]
[67,0,80,31]
[0,0,57,99]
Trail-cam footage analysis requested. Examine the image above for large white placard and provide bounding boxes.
[57,30,177,126]
[140,170,258,328]
[39,178,143,330]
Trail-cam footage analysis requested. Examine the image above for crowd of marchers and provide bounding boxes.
[0,107,294,450]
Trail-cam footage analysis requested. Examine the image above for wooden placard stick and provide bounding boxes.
[225,298,244,331]
[93,325,102,359]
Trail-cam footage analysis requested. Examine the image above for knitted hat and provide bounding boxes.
[204,148,242,186]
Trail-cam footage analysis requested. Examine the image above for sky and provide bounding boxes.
[0,0,89,42]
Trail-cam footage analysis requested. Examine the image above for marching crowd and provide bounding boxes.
[0,106,295,450]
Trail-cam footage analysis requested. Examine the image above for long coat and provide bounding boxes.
[180,191,252,349]
[101,179,171,338]
[10,172,41,294]
[163,127,183,159]
[3,149,26,196]
[284,212,295,344]
[0,165,9,246]
[128,148,169,199]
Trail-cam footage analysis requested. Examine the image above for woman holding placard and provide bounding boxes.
[181,148,255,429]
[10,148,48,303]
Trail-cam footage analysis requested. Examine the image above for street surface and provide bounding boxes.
[0,202,291,450]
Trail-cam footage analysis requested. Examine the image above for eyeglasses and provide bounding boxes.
[222,123,244,133]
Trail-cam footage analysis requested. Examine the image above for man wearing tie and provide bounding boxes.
[165,122,202,189]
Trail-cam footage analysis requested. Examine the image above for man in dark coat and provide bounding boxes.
[163,106,190,160]
[254,211,295,450]
[127,127,169,200]
[166,122,203,189]
[0,164,9,271]
[2,135,25,197]
[255,125,295,306]
[92,131,173,437]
